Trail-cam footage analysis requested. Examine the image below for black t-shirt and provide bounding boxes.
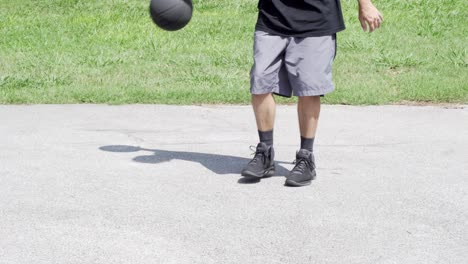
[256,0,346,37]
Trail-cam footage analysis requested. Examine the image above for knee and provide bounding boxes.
[252,93,273,100]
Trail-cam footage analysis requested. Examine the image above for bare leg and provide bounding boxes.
[240,93,276,178]
[298,96,321,138]
[252,93,276,132]
[284,95,320,186]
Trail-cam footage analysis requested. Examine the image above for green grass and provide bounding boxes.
[0,0,467,104]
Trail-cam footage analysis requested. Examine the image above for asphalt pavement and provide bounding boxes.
[0,104,467,264]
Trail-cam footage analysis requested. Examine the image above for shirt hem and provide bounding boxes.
[255,24,346,37]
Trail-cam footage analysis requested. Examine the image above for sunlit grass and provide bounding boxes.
[0,0,466,104]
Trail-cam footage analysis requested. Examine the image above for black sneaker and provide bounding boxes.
[241,142,275,178]
[285,149,316,186]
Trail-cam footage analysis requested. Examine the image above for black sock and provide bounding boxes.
[258,130,273,146]
[300,136,314,152]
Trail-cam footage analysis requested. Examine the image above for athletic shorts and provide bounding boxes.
[250,30,337,97]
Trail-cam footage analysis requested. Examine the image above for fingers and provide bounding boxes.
[359,5,383,33]
[373,18,380,31]
[363,15,382,33]
[369,20,375,33]
[360,18,368,31]
[374,16,383,29]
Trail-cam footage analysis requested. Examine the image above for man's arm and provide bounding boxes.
[358,0,383,33]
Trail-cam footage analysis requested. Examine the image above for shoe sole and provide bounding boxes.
[284,179,311,187]
[285,174,316,187]
[241,167,275,178]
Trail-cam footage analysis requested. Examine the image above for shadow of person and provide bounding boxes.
[99,145,291,183]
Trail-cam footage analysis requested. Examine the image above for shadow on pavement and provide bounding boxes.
[99,145,291,184]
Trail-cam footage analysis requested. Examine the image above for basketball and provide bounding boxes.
[149,0,193,31]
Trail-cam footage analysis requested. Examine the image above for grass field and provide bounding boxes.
[0,0,467,104]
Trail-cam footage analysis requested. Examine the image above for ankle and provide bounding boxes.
[300,136,314,152]
[259,130,273,146]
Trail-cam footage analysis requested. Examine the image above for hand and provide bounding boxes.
[358,1,383,33]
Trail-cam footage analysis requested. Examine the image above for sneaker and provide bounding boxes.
[285,149,316,186]
[241,142,275,178]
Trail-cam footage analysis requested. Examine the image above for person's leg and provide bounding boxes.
[284,35,336,186]
[284,95,320,186]
[241,93,276,178]
[298,96,321,151]
[242,30,291,178]
[252,93,276,146]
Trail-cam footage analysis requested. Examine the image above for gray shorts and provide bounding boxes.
[250,30,336,97]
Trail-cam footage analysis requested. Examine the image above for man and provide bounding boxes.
[241,0,383,186]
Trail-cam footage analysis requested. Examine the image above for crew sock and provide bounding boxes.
[258,130,273,146]
[300,136,314,152]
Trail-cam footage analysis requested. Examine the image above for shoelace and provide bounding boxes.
[292,155,313,173]
[249,145,266,165]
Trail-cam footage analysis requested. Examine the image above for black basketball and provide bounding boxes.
[149,0,193,31]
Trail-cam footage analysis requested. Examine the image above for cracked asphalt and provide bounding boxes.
[0,104,467,264]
